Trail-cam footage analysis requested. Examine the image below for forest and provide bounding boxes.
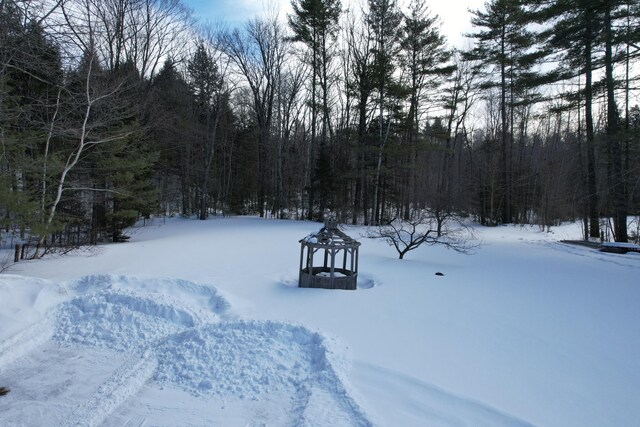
[1,0,639,256]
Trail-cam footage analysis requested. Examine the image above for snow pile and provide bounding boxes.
[53,275,229,352]
[0,273,372,425]
[55,289,196,352]
[155,321,333,398]
[63,275,231,316]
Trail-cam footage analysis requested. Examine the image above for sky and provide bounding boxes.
[184,0,487,48]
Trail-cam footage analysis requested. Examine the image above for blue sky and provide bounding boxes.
[183,0,484,48]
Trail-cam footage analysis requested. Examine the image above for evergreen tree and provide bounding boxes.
[288,0,341,220]
[1,4,63,244]
[345,10,375,225]
[536,0,640,241]
[187,41,225,220]
[535,0,604,239]
[149,59,194,215]
[466,0,545,224]
[367,0,403,224]
[399,0,453,220]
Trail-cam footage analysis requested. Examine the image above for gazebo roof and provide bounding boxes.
[299,219,361,248]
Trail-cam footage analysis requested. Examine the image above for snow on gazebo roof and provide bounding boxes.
[299,218,361,248]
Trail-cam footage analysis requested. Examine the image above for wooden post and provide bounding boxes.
[330,248,336,289]
[354,247,358,275]
[14,244,20,263]
[299,242,305,286]
[342,249,347,270]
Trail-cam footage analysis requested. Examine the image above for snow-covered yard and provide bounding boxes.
[1,217,638,426]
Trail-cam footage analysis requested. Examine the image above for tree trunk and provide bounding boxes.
[500,24,510,224]
[604,6,627,242]
[584,8,600,239]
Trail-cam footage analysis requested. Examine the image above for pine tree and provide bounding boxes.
[345,10,375,225]
[288,0,341,220]
[149,59,194,215]
[399,0,454,220]
[367,0,403,225]
[1,5,63,245]
[466,0,545,224]
[187,41,225,220]
[536,0,640,241]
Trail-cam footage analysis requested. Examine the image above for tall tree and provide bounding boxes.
[537,0,640,241]
[399,0,454,220]
[535,0,604,239]
[603,1,629,242]
[187,41,227,220]
[367,0,403,225]
[288,0,341,220]
[466,0,545,224]
[0,3,63,240]
[148,58,194,215]
[221,17,289,217]
[344,9,375,225]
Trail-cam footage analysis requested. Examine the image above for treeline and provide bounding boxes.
[1,0,639,254]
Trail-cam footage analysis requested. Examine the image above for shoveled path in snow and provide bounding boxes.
[0,275,372,426]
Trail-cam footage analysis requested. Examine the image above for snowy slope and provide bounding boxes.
[1,217,639,426]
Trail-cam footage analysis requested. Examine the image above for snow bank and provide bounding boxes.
[53,275,230,352]
[153,319,371,424]
[0,274,66,340]
[155,321,324,398]
[1,273,373,426]
[55,289,196,351]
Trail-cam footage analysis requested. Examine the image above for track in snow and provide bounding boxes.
[0,316,54,371]
[0,275,373,427]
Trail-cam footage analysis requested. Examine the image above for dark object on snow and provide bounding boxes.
[435,272,444,276]
[561,240,640,254]
[299,218,361,290]
[599,243,640,254]
[0,387,10,396]
[599,245,629,254]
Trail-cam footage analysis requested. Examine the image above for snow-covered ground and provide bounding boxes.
[1,217,639,426]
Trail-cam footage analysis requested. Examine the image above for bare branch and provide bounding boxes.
[367,212,478,259]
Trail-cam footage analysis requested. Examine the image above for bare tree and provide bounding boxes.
[274,60,307,218]
[432,53,478,234]
[344,7,374,225]
[220,15,289,217]
[44,53,135,230]
[367,211,477,260]
[60,0,192,76]
[186,34,232,220]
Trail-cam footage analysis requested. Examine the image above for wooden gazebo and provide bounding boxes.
[298,218,361,290]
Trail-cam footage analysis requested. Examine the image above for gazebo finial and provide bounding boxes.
[324,215,338,231]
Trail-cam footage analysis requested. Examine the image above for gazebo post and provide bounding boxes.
[330,248,336,289]
[299,242,304,285]
[353,247,358,275]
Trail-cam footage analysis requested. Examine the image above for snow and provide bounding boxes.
[601,241,640,249]
[1,217,639,426]
[316,271,348,277]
